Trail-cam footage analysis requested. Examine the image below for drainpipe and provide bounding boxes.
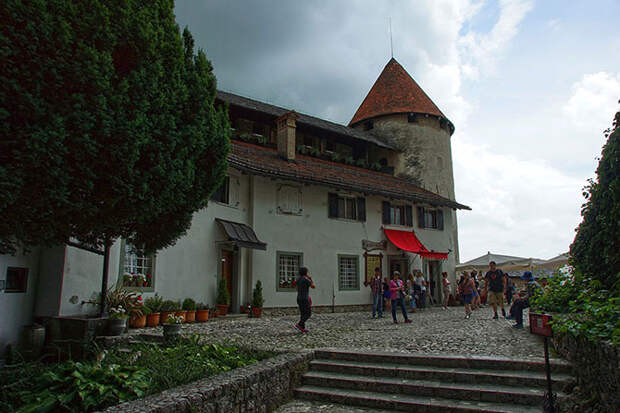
[247,174,255,306]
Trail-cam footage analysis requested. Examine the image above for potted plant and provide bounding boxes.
[162,314,183,341]
[251,280,264,318]
[216,277,230,316]
[107,306,129,336]
[135,273,146,287]
[174,300,187,322]
[182,298,197,323]
[144,293,163,327]
[160,299,178,325]
[128,295,146,328]
[196,302,210,322]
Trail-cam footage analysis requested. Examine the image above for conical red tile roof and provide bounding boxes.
[349,58,448,127]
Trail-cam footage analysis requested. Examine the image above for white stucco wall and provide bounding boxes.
[54,169,457,313]
[0,249,40,354]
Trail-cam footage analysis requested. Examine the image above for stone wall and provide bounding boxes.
[263,304,371,316]
[99,350,314,413]
[552,332,619,411]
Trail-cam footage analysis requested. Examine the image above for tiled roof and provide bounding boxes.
[349,58,450,128]
[229,141,470,210]
[216,90,396,150]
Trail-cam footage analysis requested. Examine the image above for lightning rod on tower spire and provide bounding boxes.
[389,17,393,58]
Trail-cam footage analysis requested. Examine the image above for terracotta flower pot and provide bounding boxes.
[251,307,263,318]
[129,314,146,328]
[195,309,209,322]
[175,310,187,323]
[216,304,228,316]
[160,311,175,325]
[146,313,160,327]
[184,310,196,323]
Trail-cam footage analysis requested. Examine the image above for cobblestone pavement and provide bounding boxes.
[141,306,550,360]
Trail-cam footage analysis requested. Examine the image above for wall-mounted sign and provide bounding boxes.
[364,253,382,284]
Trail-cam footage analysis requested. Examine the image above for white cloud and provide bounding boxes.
[563,72,620,128]
[454,137,584,262]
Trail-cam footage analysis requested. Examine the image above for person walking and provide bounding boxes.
[365,267,383,318]
[471,271,481,310]
[389,271,412,324]
[441,271,451,309]
[294,267,314,333]
[406,272,417,313]
[484,261,507,319]
[462,271,475,319]
[415,271,427,310]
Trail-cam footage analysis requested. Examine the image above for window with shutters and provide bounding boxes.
[382,201,413,226]
[417,206,444,230]
[277,251,303,291]
[211,176,230,204]
[277,185,302,215]
[328,193,366,221]
[338,255,360,290]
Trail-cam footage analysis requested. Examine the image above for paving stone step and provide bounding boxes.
[314,349,572,374]
[303,370,562,406]
[295,385,541,413]
[309,359,571,391]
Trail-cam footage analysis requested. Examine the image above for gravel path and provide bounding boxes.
[141,306,550,360]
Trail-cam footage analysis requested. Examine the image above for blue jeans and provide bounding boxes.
[410,294,417,310]
[372,293,383,317]
[511,299,529,325]
[391,298,409,321]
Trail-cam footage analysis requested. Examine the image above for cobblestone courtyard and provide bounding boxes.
[135,306,559,412]
[152,306,549,360]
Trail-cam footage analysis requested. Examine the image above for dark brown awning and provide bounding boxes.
[215,219,267,250]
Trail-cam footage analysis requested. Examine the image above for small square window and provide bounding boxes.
[5,267,28,293]
[211,177,230,204]
[408,113,417,123]
[277,185,302,215]
[277,252,302,290]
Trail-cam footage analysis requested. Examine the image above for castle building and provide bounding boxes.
[0,58,469,352]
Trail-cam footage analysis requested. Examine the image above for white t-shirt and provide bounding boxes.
[415,276,427,291]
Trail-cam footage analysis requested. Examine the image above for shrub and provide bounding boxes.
[355,158,368,168]
[160,300,179,312]
[252,280,264,308]
[196,302,208,310]
[144,294,163,313]
[329,152,341,162]
[182,298,196,311]
[216,278,230,306]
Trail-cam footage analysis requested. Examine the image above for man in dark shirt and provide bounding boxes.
[295,267,314,333]
[484,261,507,319]
[365,267,383,318]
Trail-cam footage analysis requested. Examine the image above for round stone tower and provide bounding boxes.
[350,57,460,261]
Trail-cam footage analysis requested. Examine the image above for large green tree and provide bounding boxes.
[570,108,620,292]
[0,0,230,255]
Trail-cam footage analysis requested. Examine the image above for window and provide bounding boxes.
[5,267,28,293]
[328,193,366,221]
[382,201,413,226]
[277,185,302,215]
[408,113,417,123]
[417,206,444,230]
[120,241,155,289]
[211,176,230,204]
[338,255,359,290]
[277,252,302,290]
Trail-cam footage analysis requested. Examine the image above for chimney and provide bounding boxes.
[276,111,298,161]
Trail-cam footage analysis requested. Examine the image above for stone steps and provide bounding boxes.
[295,350,572,412]
[295,385,541,413]
[314,349,572,374]
[309,359,571,391]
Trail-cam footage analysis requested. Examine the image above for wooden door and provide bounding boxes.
[221,250,233,309]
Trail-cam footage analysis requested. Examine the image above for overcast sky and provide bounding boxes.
[175,0,620,262]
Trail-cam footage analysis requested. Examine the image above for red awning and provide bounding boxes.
[384,228,448,260]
